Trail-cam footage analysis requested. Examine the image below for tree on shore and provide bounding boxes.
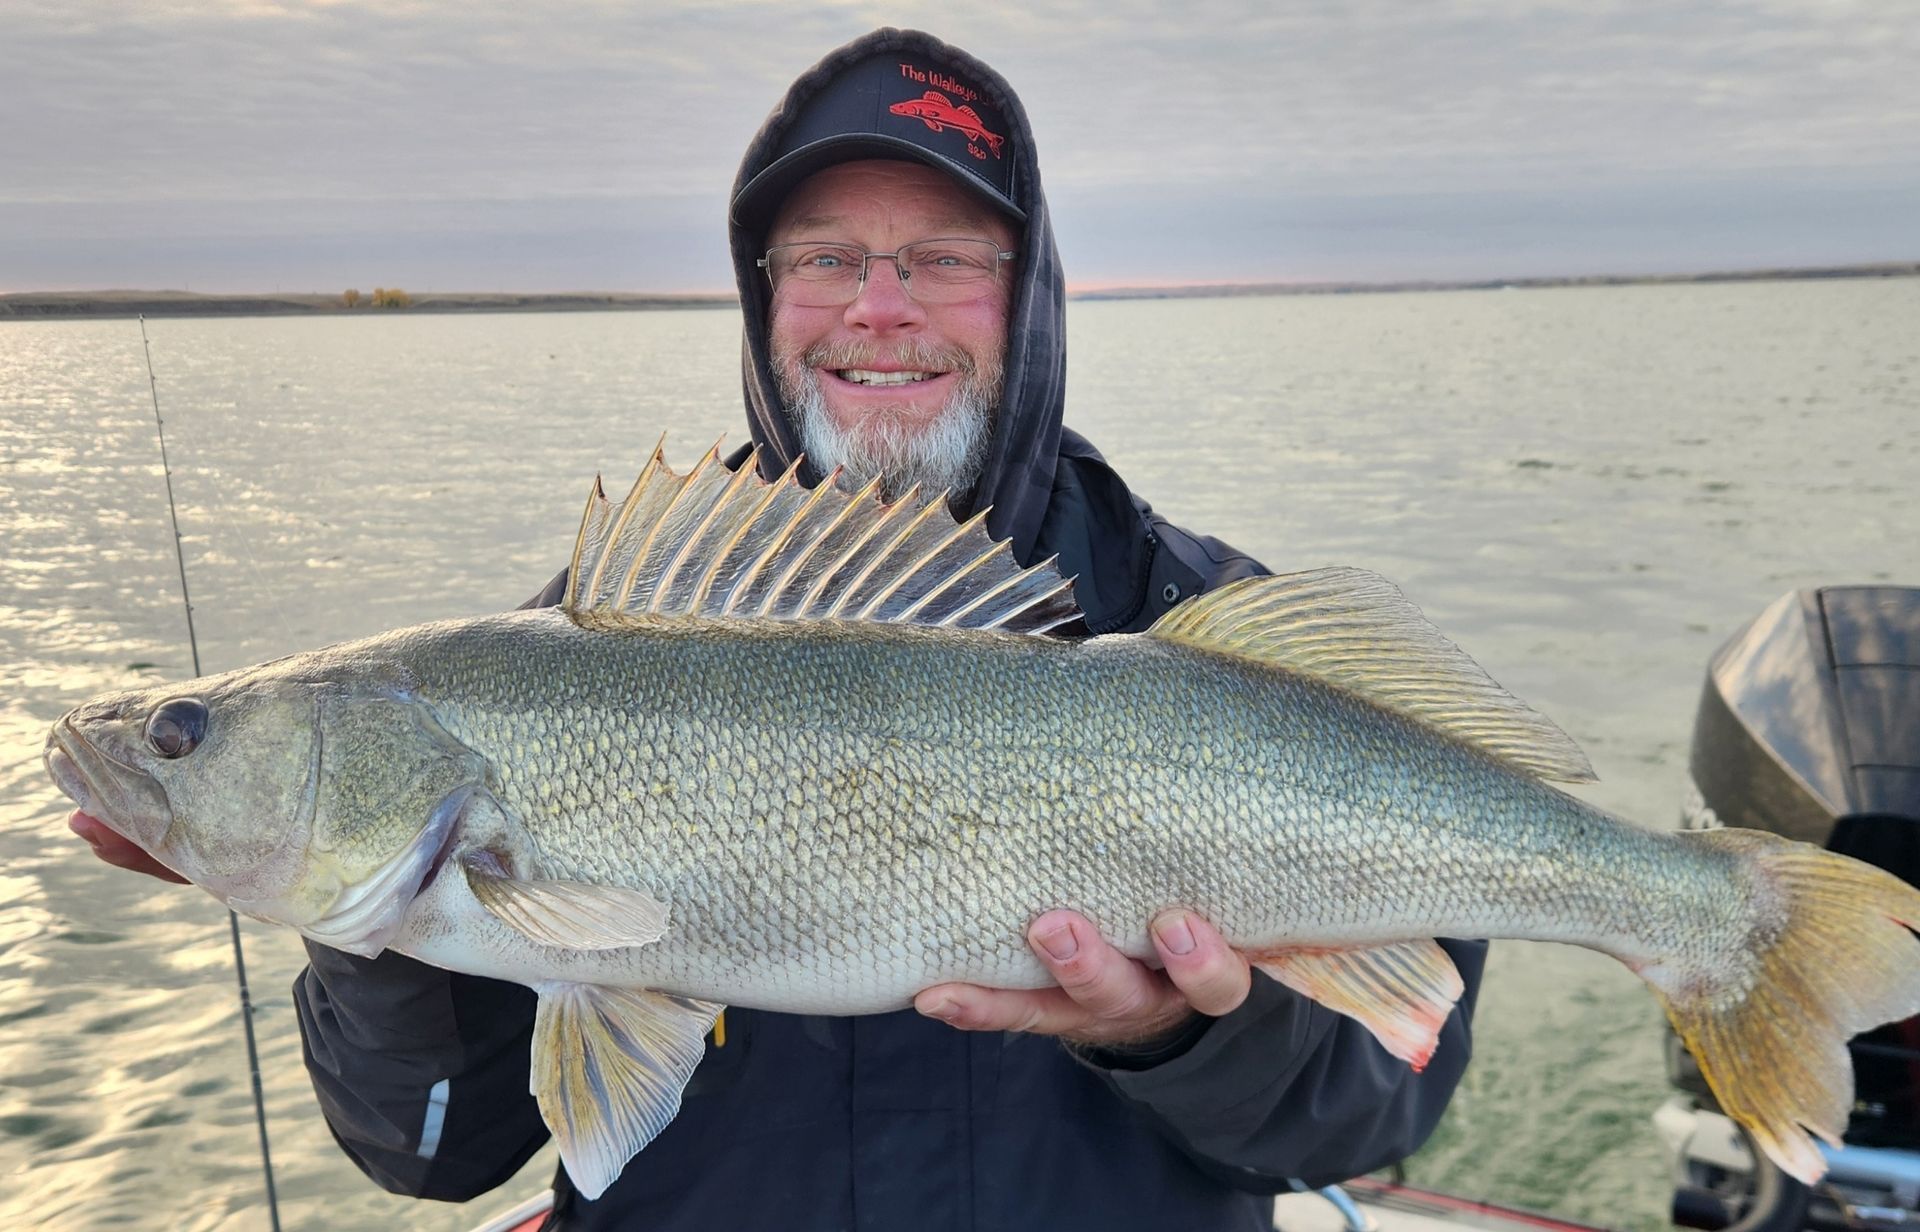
[342,288,362,308]
[371,286,412,309]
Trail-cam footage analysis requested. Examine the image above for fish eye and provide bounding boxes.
[145,698,209,759]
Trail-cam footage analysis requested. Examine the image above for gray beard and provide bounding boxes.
[771,336,1002,503]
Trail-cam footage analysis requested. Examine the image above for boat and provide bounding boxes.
[464,1190,553,1232]
[1659,585,1920,1232]
[466,1178,1615,1232]
[1275,1176,1615,1230]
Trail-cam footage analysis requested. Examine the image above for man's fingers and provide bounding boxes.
[70,811,190,884]
[915,910,1245,1045]
[915,982,1091,1036]
[1151,910,1251,1017]
[1027,910,1186,1027]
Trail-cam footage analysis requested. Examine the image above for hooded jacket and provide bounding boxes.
[293,28,1483,1231]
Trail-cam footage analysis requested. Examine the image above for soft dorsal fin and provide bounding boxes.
[1149,569,1595,783]
[564,442,1079,636]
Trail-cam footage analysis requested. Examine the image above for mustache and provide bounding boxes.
[796,337,977,376]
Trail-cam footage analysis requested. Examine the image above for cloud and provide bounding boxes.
[2,0,1914,288]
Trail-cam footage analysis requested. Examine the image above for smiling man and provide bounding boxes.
[763,160,1016,503]
[80,27,1483,1231]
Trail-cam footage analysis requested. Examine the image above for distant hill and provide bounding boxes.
[0,290,737,319]
[3,263,1914,319]
[1071,261,1920,301]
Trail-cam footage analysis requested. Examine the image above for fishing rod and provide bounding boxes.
[139,315,284,1232]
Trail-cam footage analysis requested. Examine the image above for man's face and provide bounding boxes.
[766,160,1017,501]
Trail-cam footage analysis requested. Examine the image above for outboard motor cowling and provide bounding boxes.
[1668,585,1920,1231]
[1688,586,1920,844]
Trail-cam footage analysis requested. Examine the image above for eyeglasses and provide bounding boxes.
[758,238,1016,307]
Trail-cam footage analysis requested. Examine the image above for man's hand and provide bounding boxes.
[69,810,189,883]
[914,909,1251,1046]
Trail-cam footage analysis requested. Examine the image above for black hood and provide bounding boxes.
[729,27,1067,566]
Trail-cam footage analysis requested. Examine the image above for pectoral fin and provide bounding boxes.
[531,983,723,1200]
[464,860,670,950]
[1250,939,1464,1070]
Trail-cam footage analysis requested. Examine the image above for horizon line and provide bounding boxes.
[4,258,1918,304]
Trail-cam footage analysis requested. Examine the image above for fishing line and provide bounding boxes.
[139,315,284,1232]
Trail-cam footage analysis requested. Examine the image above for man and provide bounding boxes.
[77,28,1483,1230]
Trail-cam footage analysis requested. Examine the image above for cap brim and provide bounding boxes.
[731,134,1025,230]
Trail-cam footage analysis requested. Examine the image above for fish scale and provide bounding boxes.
[44,446,1920,1199]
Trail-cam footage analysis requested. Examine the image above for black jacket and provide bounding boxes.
[294,27,1484,1231]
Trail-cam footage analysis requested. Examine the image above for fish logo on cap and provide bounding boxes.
[889,90,1005,162]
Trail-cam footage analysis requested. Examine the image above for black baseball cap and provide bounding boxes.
[731,51,1024,230]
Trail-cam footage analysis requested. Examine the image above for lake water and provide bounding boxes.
[2,280,1916,1230]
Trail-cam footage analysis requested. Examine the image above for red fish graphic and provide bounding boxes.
[888,91,1005,160]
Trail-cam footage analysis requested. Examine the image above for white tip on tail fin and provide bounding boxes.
[1657,829,1920,1184]
[1147,569,1595,783]
[565,441,1079,635]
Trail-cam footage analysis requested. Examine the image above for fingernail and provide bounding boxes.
[1154,914,1196,956]
[920,997,958,1022]
[1037,923,1078,961]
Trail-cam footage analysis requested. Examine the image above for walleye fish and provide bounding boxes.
[44,445,1920,1198]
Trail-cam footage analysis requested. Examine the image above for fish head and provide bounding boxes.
[47,668,320,891]
[46,655,486,956]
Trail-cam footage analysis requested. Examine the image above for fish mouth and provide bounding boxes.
[44,715,174,852]
[45,737,95,815]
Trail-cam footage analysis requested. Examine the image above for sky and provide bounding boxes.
[3,0,1916,292]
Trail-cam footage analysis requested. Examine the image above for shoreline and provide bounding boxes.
[3,262,1914,319]
[1072,260,1920,301]
[0,290,738,321]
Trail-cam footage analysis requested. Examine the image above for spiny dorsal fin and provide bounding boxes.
[563,442,1079,636]
[1149,568,1595,783]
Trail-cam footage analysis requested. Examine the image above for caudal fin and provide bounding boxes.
[1657,829,1920,1183]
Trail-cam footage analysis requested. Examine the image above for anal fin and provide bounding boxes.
[532,983,723,1199]
[1250,939,1464,1071]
